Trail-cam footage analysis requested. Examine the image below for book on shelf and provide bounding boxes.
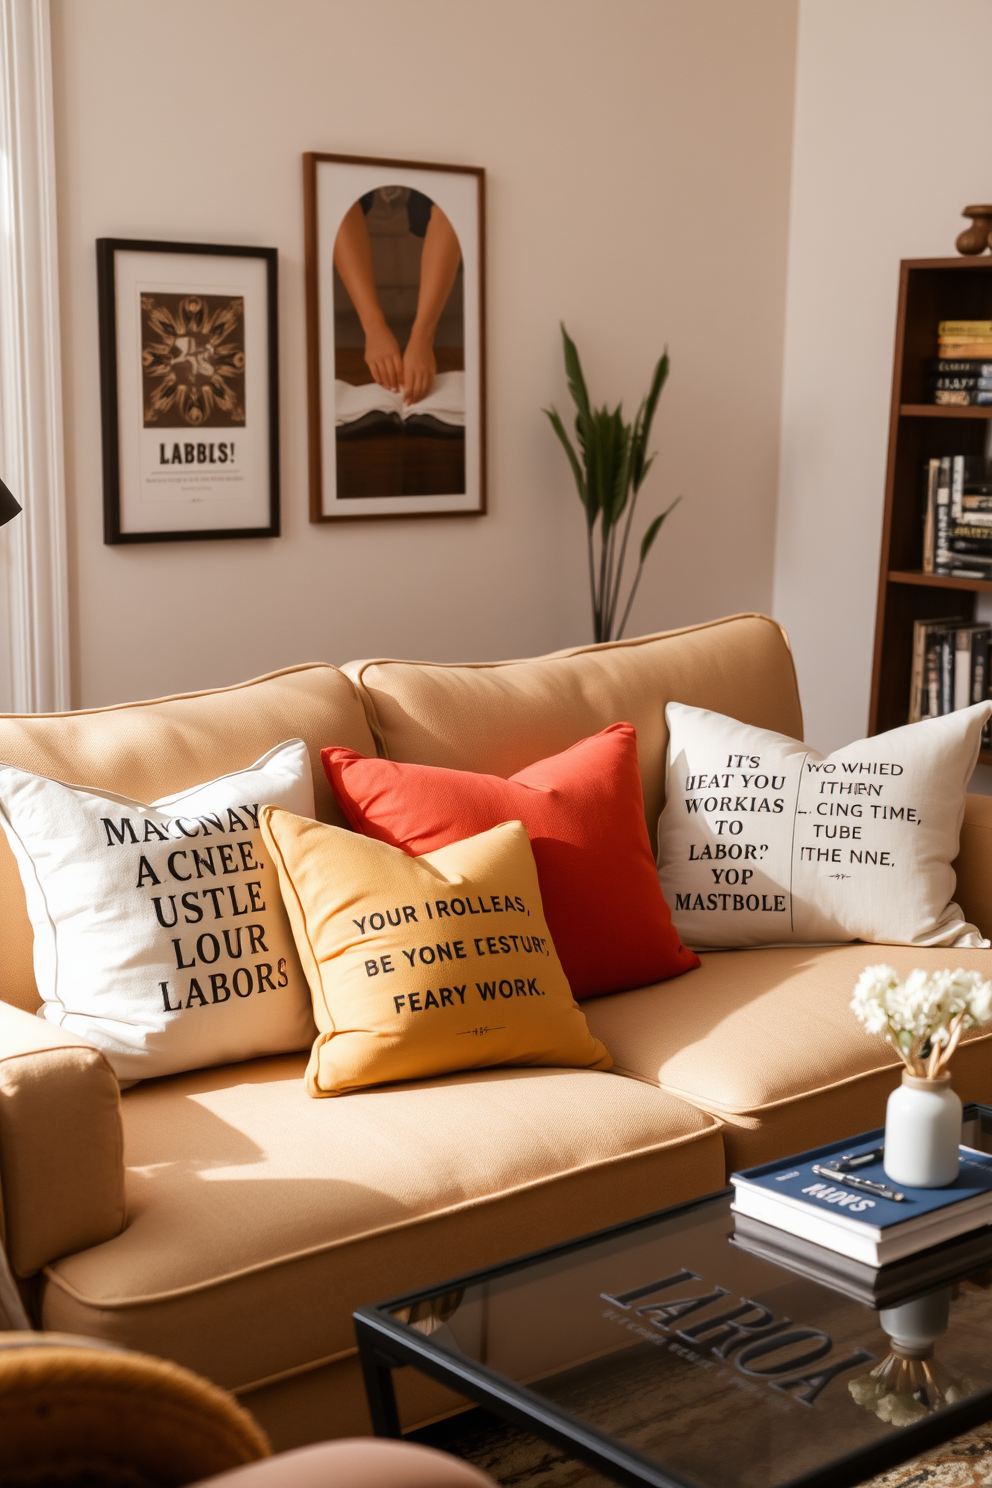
[937,322,992,365]
[922,458,938,573]
[958,496,992,527]
[953,451,965,518]
[937,320,992,338]
[928,455,952,569]
[922,456,992,570]
[909,619,989,723]
[934,390,992,406]
[933,377,992,393]
[949,529,992,553]
[934,359,992,376]
[958,623,990,709]
[729,1133,992,1267]
[731,1211,992,1307]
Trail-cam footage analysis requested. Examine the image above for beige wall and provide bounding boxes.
[52,0,797,709]
[774,0,992,754]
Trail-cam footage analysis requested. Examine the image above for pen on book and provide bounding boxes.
[811,1164,905,1202]
[835,1147,884,1171]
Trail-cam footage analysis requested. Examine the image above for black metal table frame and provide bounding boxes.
[354,1114,992,1488]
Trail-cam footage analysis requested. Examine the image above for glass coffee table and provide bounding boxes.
[354,1105,992,1488]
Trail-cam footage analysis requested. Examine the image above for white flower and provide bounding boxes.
[850,964,992,1071]
[850,965,899,1035]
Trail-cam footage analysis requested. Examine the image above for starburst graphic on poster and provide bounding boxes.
[141,293,246,428]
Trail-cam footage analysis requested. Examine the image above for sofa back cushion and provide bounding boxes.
[343,614,803,855]
[0,665,375,1014]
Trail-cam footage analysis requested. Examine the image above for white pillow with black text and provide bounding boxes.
[656,701,990,951]
[0,739,318,1082]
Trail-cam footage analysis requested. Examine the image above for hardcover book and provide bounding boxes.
[730,1132,992,1266]
[934,359,992,375]
[731,1211,992,1305]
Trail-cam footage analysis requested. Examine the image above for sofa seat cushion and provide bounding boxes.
[583,944,992,1171]
[40,1058,723,1394]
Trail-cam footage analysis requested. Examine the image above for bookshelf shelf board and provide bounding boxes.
[888,570,992,593]
[899,404,992,420]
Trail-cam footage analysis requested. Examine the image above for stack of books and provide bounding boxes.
[908,618,989,725]
[917,452,992,745]
[730,1133,992,1300]
[921,454,992,577]
[933,321,992,404]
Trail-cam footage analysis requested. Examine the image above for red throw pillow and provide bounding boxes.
[321,723,698,999]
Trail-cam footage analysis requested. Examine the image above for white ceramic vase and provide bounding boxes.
[883,1072,961,1188]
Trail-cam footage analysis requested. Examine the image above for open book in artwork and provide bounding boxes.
[334,370,465,428]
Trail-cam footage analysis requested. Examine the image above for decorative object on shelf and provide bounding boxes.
[0,478,21,528]
[97,239,279,543]
[851,965,992,1186]
[303,152,485,521]
[955,205,992,256]
[849,1286,969,1425]
[544,324,679,643]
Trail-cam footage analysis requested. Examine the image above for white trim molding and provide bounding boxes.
[0,0,69,713]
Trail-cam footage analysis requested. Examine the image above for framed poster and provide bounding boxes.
[97,238,279,543]
[303,152,485,521]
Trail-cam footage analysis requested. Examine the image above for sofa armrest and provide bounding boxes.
[954,792,992,942]
[0,1002,125,1276]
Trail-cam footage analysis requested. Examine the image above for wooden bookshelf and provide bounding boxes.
[869,257,992,765]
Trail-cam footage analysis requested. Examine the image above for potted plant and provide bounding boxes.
[544,324,680,644]
[851,965,992,1187]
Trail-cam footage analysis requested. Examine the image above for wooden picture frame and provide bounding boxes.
[97,238,279,544]
[303,152,486,522]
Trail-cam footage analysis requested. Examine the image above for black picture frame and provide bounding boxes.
[303,152,486,522]
[97,238,280,544]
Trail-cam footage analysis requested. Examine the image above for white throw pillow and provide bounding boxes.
[656,702,991,951]
[0,739,318,1082]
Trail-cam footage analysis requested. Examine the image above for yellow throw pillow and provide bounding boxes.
[259,812,613,1097]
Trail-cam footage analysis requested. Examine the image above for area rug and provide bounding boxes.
[412,1408,992,1487]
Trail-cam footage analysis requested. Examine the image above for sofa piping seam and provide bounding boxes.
[232,1344,359,1396]
[609,1026,992,1119]
[40,1119,722,1310]
[347,613,799,762]
[0,661,352,724]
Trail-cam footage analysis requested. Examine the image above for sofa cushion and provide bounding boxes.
[39,1059,723,1393]
[657,700,988,951]
[582,943,992,1171]
[260,813,611,1096]
[342,614,803,856]
[0,665,375,1014]
[1,741,318,1085]
[322,725,698,999]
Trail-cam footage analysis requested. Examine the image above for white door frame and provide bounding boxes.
[0,0,69,714]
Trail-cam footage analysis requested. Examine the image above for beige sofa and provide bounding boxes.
[1,613,991,1451]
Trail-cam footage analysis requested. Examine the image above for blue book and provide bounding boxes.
[731,1130,992,1265]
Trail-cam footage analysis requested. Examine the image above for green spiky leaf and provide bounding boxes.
[560,323,592,430]
[631,350,669,493]
[640,496,681,561]
[543,405,592,522]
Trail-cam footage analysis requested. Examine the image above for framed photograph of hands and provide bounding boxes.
[303,152,486,520]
